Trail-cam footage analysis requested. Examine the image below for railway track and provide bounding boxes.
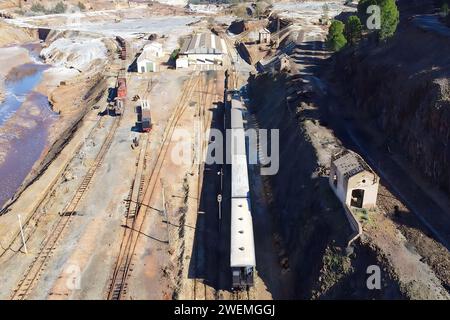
[232,288,251,300]
[0,57,126,261]
[106,133,149,300]
[10,113,123,300]
[0,116,106,261]
[192,72,226,300]
[193,74,209,300]
[106,73,200,300]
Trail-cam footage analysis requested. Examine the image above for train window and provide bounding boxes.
[239,247,245,251]
[239,230,244,234]
[238,217,243,220]
[238,204,243,208]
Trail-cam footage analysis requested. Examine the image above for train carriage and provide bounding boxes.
[231,108,244,129]
[231,154,249,199]
[228,93,256,290]
[230,198,256,289]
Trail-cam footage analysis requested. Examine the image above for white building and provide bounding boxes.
[137,42,163,73]
[329,149,379,209]
[177,33,227,68]
[145,42,163,58]
[176,57,189,69]
[259,28,271,44]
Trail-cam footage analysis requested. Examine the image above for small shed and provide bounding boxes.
[137,58,158,73]
[144,42,163,58]
[329,149,379,209]
[259,28,271,44]
[137,42,163,73]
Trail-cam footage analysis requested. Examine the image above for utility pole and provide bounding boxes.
[17,214,28,254]
[217,194,222,220]
[161,179,170,246]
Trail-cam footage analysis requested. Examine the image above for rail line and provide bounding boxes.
[192,72,225,300]
[10,112,123,300]
[106,73,200,300]
[193,74,208,300]
[0,116,105,261]
[232,288,251,300]
[106,132,149,300]
[0,59,125,261]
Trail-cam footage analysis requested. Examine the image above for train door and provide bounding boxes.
[232,269,241,289]
[245,266,254,286]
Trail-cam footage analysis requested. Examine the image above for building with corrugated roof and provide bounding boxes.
[329,149,379,209]
[177,33,227,67]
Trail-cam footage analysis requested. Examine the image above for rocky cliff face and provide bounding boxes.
[0,20,36,46]
[335,22,450,194]
[248,73,404,299]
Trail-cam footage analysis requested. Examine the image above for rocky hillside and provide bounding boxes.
[0,20,35,46]
[247,73,405,299]
[334,20,450,194]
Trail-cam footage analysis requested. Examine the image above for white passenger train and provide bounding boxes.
[229,94,256,290]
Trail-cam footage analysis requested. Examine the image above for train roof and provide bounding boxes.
[231,108,244,129]
[231,96,244,110]
[231,128,246,156]
[230,198,256,267]
[231,154,249,198]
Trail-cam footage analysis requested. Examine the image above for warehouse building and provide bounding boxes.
[177,33,227,68]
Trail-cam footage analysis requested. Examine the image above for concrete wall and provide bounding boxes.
[176,57,189,69]
[137,59,157,73]
[186,53,223,65]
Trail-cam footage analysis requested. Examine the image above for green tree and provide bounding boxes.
[345,15,363,46]
[30,3,46,13]
[379,0,399,40]
[357,0,399,41]
[441,2,449,16]
[326,20,347,51]
[50,2,67,14]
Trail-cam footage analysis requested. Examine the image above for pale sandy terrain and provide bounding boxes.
[0,20,34,47]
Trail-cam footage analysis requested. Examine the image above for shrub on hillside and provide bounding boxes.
[51,2,67,14]
[326,20,347,51]
[345,15,363,46]
[357,0,399,40]
[30,3,46,13]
